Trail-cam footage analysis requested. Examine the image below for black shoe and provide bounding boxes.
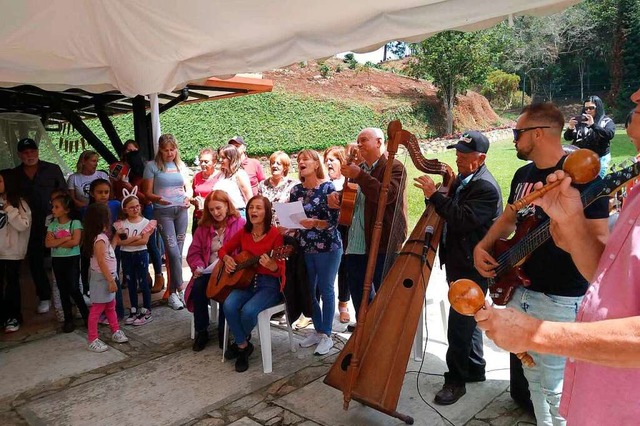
[224,342,240,360]
[434,383,466,405]
[192,331,209,352]
[62,321,76,333]
[235,342,254,373]
[346,324,356,333]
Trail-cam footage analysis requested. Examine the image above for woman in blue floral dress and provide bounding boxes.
[289,149,342,355]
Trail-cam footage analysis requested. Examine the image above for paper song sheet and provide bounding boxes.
[273,201,308,229]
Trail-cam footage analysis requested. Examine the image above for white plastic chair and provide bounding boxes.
[413,298,448,361]
[222,302,296,373]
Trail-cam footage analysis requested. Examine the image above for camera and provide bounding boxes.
[572,115,588,123]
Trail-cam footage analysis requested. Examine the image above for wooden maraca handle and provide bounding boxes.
[509,180,561,212]
[449,279,536,367]
[508,148,600,212]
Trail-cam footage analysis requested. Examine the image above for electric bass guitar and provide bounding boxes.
[206,245,294,302]
[489,161,640,305]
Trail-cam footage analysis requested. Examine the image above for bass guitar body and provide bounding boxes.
[337,182,358,226]
[488,216,537,305]
[207,251,257,302]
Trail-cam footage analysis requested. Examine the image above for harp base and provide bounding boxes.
[348,394,414,425]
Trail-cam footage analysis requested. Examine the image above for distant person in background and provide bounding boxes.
[68,150,109,209]
[213,144,253,217]
[13,137,67,314]
[258,151,298,204]
[0,169,32,333]
[229,136,265,196]
[564,95,615,177]
[142,134,191,310]
[190,147,222,234]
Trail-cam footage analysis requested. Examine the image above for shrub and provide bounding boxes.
[481,70,521,110]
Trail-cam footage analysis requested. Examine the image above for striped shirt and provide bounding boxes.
[345,160,377,255]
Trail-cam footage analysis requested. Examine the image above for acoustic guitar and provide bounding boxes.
[206,245,294,302]
[337,149,359,226]
[489,160,640,305]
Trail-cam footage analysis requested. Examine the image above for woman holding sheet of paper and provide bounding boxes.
[288,149,342,356]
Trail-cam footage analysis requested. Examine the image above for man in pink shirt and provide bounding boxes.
[475,88,640,425]
[229,136,265,196]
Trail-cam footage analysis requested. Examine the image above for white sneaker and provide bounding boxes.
[83,294,92,307]
[314,334,334,355]
[112,330,129,343]
[178,289,186,305]
[88,338,109,353]
[37,300,50,314]
[300,332,322,348]
[168,293,184,310]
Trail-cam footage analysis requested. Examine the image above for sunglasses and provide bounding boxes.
[584,106,596,111]
[512,126,551,141]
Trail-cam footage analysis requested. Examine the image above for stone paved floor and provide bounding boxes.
[0,248,535,426]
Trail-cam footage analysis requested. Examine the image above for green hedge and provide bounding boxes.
[51,92,435,168]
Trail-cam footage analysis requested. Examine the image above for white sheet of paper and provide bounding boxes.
[273,201,307,229]
[202,259,219,275]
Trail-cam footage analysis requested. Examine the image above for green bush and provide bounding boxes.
[318,62,331,78]
[481,70,521,110]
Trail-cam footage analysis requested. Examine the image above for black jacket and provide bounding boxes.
[428,164,502,282]
[563,115,615,157]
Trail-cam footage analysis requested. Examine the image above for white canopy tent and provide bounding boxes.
[0,0,580,97]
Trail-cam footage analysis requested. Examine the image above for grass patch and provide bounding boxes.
[401,129,637,229]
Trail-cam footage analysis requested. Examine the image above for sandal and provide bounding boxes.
[338,302,350,323]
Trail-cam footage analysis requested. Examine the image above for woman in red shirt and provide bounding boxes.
[218,195,286,372]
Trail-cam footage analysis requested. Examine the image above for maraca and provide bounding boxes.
[509,148,600,212]
[449,279,535,368]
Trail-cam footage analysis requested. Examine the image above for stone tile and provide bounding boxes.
[193,418,226,426]
[253,405,283,422]
[18,333,319,426]
[228,418,261,426]
[282,410,303,425]
[275,356,510,426]
[0,332,127,400]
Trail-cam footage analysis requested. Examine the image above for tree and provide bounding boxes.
[409,31,491,134]
[383,41,408,61]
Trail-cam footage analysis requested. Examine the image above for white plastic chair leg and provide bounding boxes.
[257,309,273,373]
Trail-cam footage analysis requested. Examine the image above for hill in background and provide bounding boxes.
[69,58,506,166]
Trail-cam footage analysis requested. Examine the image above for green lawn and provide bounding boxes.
[402,130,637,229]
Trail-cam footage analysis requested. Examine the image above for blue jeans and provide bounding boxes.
[223,274,281,345]
[599,152,611,178]
[154,206,188,291]
[508,286,583,426]
[305,249,342,336]
[143,204,163,276]
[121,250,151,310]
[345,253,389,320]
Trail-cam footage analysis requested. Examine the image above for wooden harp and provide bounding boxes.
[324,121,455,424]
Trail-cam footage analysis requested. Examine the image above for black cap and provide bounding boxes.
[228,136,245,146]
[17,138,38,152]
[446,131,490,154]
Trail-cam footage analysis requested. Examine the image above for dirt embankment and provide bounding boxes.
[263,58,505,136]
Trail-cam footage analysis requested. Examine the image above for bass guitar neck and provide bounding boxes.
[489,160,640,305]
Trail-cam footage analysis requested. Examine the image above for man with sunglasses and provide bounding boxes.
[473,103,610,426]
[474,90,640,425]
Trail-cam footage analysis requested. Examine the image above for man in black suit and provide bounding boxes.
[414,131,503,405]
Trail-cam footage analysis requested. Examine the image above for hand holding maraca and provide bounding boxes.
[449,279,536,367]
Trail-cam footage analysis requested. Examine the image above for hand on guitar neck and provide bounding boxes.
[337,150,360,226]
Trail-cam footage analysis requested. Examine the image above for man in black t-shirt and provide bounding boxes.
[474,103,609,425]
